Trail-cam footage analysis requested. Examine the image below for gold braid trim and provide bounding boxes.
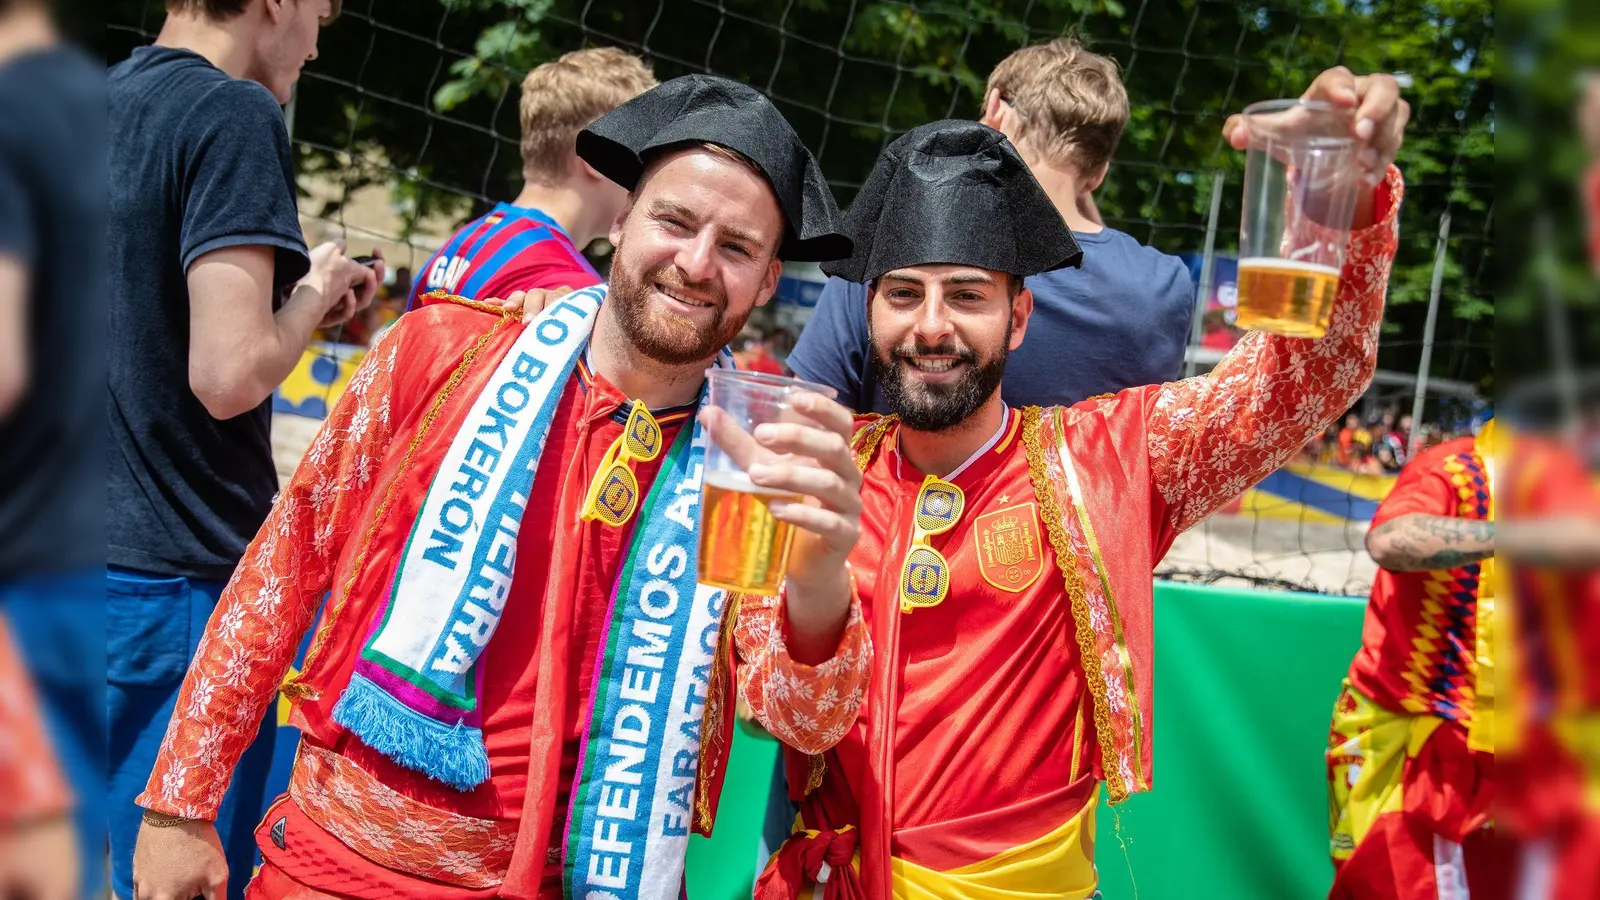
[850,415,897,471]
[804,751,827,796]
[419,289,526,320]
[694,589,746,832]
[1019,406,1129,804]
[281,307,518,700]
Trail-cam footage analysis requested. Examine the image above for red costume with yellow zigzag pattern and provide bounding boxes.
[1325,435,1499,898]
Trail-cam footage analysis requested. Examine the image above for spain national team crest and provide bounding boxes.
[973,502,1043,593]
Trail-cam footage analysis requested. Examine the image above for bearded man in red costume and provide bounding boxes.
[131,75,875,900]
[754,66,1409,898]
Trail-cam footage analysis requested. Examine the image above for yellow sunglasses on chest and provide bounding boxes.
[581,402,664,528]
[899,474,966,613]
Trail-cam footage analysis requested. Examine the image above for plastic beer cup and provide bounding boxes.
[698,370,839,594]
[1236,98,1361,338]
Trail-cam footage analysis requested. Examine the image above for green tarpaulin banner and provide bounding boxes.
[684,580,1368,899]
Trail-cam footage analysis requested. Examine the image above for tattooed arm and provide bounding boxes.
[1365,513,1494,572]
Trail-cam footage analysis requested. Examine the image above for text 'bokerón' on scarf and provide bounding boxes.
[330,282,732,898]
[332,286,608,789]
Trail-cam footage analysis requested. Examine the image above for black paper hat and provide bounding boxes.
[576,74,851,263]
[821,120,1083,284]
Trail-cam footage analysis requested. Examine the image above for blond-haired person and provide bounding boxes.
[789,37,1195,412]
[408,47,656,308]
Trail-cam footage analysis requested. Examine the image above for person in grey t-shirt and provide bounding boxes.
[788,37,1193,413]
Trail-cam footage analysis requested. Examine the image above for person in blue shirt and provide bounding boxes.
[788,37,1194,412]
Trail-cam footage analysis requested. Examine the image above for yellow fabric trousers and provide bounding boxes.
[1326,680,1443,862]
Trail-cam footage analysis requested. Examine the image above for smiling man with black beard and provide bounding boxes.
[756,64,1409,899]
[868,275,1014,433]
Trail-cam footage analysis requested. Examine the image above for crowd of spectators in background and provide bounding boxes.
[1296,406,1478,474]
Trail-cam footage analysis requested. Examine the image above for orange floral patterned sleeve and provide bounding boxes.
[1144,166,1403,539]
[0,615,71,824]
[138,327,403,820]
[733,577,871,755]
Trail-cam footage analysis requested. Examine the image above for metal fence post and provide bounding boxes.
[1408,212,1450,460]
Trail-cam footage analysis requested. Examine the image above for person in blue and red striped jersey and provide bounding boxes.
[408,47,656,310]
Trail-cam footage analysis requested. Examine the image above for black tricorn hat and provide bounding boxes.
[576,74,851,263]
[821,120,1083,284]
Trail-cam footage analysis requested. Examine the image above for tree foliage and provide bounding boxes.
[1494,0,1600,390]
[106,0,1494,387]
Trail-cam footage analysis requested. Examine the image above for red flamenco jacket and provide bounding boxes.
[762,167,1403,899]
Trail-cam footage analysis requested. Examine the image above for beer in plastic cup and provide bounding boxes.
[699,369,839,594]
[1236,98,1361,338]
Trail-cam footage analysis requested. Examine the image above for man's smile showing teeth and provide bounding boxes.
[657,284,714,309]
[904,356,962,373]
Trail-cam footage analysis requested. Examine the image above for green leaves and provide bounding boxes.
[433,0,556,110]
[108,0,1492,386]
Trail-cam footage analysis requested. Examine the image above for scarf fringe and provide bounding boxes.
[332,672,490,791]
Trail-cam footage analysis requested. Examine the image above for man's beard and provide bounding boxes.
[607,238,749,365]
[870,321,1010,433]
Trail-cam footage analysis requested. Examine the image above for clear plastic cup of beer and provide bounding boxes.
[698,369,839,594]
[1236,98,1362,338]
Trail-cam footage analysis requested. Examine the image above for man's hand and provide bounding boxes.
[699,391,863,664]
[1224,67,1409,187]
[300,242,382,328]
[132,817,228,900]
[481,286,576,318]
[0,815,79,900]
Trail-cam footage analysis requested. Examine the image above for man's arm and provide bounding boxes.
[1144,166,1401,538]
[140,325,403,819]
[0,254,25,418]
[1500,517,1600,569]
[177,80,382,419]
[1366,514,1494,571]
[131,325,405,900]
[1137,68,1410,537]
[187,241,379,420]
[701,388,872,754]
[1499,433,1600,569]
[733,588,871,755]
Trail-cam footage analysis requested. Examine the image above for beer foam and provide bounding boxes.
[1237,256,1341,276]
[703,469,799,497]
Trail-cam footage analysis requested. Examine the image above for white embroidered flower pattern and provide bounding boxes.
[734,587,872,756]
[137,327,404,817]
[1144,171,1398,537]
